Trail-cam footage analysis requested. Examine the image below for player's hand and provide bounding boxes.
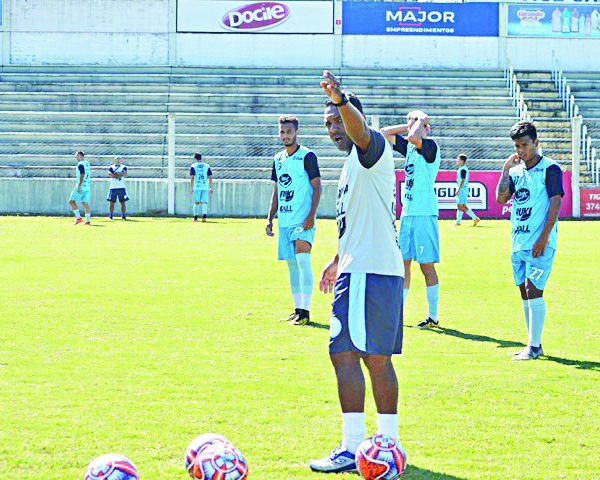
[265,221,274,237]
[303,214,315,230]
[209,187,213,194]
[320,70,344,105]
[532,234,548,258]
[418,113,431,125]
[319,258,338,294]
[503,153,521,171]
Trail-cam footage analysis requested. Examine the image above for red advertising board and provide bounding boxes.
[395,170,573,219]
[580,189,600,218]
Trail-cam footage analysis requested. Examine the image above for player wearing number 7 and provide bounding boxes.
[496,121,563,361]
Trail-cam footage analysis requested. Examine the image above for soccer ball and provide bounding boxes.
[185,433,231,474]
[355,435,407,480]
[190,443,249,480]
[84,454,138,480]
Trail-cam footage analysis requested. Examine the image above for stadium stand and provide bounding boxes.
[0,65,577,181]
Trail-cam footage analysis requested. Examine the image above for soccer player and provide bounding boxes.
[68,151,91,225]
[496,121,563,361]
[309,72,404,474]
[454,154,480,226]
[106,157,129,220]
[190,153,213,222]
[380,112,441,328]
[266,116,321,326]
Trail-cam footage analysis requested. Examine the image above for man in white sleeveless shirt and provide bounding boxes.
[309,71,406,474]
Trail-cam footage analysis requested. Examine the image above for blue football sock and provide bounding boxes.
[193,204,199,217]
[296,252,314,311]
[286,258,301,309]
[522,299,530,335]
[456,210,463,223]
[466,208,477,220]
[403,288,409,303]
[528,297,546,348]
[426,284,439,322]
[201,203,208,216]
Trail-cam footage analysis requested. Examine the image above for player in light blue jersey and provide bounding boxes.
[381,111,441,328]
[266,115,322,326]
[189,153,213,222]
[454,154,480,226]
[68,151,92,225]
[496,121,563,361]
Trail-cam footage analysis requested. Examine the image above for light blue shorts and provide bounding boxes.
[278,224,315,261]
[69,188,91,204]
[457,188,468,205]
[398,215,440,264]
[194,190,209,203]
[511,247,555,290]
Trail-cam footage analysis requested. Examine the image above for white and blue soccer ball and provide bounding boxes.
[190,443,249,480]
[84,453,138,480]
[185,433,231,475]
[355,434,407,479]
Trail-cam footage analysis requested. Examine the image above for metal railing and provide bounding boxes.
[505,60,529,121]
[552,52,598,184]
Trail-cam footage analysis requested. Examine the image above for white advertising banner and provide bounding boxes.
[177,0,334,33]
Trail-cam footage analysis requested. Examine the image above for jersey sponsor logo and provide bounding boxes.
[515,207,532,221]
[278,174,292,187]
[336,184,348,239]
[279,190,294,202]
[405,178,414,191]
[513,225,531,234]
[514,187,531,205]
[280,205,293,213]
[405,164,415,176]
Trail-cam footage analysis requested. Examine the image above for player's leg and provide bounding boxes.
[118,190,128,219]
[414,216,440,328]
[291,239,313,325]
[201,190,209,222]
[108,200,115,220]
[278,227,301,322]
[82,199,91,225]
[193,202,200,222]
[69,190,83,224]
[455,203,465,225]
[464,203,480,225]
[120,201,127,219]
[363,354,398,439]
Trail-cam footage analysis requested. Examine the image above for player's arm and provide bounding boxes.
[108,167,115,178]
[458,170,466,189]
[77,164,84,192]
[320,253,339,294]
[380,124,409,145]
[406,114,430,150]
[118,167,127,179]
[189,167,195,193]
[303,152,322,230]
[208,167,213,193]
[321,70,370,152]
[266,163,278,237]
[532,165,564,258]
[496,154,521,204]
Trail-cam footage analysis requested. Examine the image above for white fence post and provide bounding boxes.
[168,113,176,215]
[371,114,380,130]
[572,115,582,218]
[593,147,598,184]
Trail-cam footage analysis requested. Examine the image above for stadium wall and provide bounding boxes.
[2,0,600,70]
[0,179,339,217]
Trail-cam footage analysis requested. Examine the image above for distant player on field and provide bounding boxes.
[266,115,322,326]
[381,112,441,328]
[190,153,213,222]
[496,121,563,361]
[107,157,129,220]
[454,154,480,226]
[309,72,405,474]
[68,151,91,225]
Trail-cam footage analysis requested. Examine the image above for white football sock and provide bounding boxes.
[85,213,90,222]
[72,209,81,219]
[342,412,366,454]
[286,258,301,310]
[466,208,477,220]
[528,297,546,348]
[377,413,399,440]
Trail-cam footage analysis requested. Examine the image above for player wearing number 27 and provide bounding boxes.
[496,121,563,361]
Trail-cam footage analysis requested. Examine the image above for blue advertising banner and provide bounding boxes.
[342,2,499,36]
[508,4,600,37]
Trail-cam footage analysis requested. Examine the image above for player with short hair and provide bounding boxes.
[266,115,322,326]
[309,72,405,474]
[496,121,563,361]
[106,157,129,220]
[454,154,480,226]
[68,151,91,225]
[381,112,441,328]
[190,153,213,222]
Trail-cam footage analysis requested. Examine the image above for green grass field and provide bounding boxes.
[0,217,598,480]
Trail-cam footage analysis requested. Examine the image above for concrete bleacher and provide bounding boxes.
[0,66,522,180]
[566,71,600,156]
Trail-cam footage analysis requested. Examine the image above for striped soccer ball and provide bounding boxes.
[84,454,138,480]
[355,434,407,480]
[190,443,248,480]
[185,433,231,475]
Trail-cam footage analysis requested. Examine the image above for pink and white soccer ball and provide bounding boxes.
[185,433,231,475]
[190,443,249,480]
[84,453,138,480]
[355,434,407,480]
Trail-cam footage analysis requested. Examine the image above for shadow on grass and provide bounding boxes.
[305,321,330,330]
[404,465,467,479]
[421,327,600,371]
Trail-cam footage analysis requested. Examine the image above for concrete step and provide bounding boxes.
[516,72,553,80]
